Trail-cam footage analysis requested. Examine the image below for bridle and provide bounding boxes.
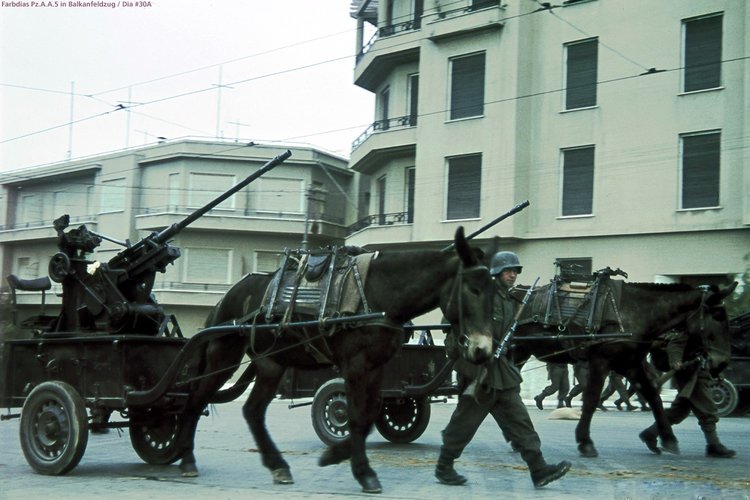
[444,261,491,350]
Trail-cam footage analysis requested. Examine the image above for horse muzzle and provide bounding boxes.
[458,331,493,364]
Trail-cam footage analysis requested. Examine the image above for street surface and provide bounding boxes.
[1,398,748,499]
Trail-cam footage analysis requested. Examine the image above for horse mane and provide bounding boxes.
[627,282,694,292]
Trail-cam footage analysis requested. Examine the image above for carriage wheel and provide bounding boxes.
[708,378,739,417]
[375,397,431,444]
[311,378,350,447]
[19,381,89,475]
[129,414,183,465]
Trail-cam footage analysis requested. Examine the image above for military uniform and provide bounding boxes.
[639,331,735,457]
[535,362,570,409]
[436,272,571,488]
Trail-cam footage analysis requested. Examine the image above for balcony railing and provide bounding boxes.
[346,211,411,236]
[351,115,417,151]
[356,17,421,62]
[138,206,344,226]
[1,214,96,232]
[433,0,501,20]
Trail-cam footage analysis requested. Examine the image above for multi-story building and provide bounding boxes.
[0,140,363,335]
[347,0,748,396]
[348,0,748,289]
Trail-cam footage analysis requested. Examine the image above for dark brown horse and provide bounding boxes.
[509,280,736,458]
[176,227,493,493]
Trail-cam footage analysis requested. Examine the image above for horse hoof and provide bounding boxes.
[359,474,382,494]
[272,467,294,484]
[661,439,680,455]
[180,462,199,477]
[578,443,598,458]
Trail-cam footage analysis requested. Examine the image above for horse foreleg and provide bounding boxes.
[346,367,384,494]
[243,364,293,484]
[319,361,383,494]
[575,360,608,457]
[633,366,679,454]
[177,409,203,477]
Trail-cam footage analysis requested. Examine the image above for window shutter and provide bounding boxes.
[566,39,598,109]
[562,147,594,216]
[682,132,720,209]
[684,15,722,92]
[184,248,231,283]
[447,155,481,220]
[450,53,485,120]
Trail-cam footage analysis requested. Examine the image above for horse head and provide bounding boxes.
[440,227,494,365]
[682,282,738,376]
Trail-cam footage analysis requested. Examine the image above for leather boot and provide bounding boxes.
[639,426,660,455]
[435,454,467,485]
[614,399,623,411]
[706,443,736,458]
[705,432,736,458]
[534,394,544,410]
[530,460,572,488]
[563,396,572,408]
[557,400,565,409]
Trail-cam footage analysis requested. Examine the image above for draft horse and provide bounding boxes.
[177,227,493,494]
[509,279,737,458]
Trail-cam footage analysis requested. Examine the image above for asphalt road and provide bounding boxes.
[1,398,748,499]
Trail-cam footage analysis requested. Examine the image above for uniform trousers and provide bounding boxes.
[441,384,544,471]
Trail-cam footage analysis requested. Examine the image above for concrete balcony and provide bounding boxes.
[423,1,505,43]
[0,216,97,243]
[349,123,417,175]
[354,30,420,92]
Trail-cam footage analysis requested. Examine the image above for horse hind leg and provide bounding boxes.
[575,361,608,458]
[243,364,293,484]
[633,368,679,455]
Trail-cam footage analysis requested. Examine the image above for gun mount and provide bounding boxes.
[47,150,292,335]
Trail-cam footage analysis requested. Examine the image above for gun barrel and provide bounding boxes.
[155,149,292,243]
[441,200,530,252]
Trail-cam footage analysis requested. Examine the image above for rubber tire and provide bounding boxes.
[129,414,183,465]
[19,381,89,475]
[708,378,739,417]
[311,378,350,447]
[375,397,431,444]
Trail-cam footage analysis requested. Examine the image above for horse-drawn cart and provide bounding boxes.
[276,329,457,447]
[0,151,295,475]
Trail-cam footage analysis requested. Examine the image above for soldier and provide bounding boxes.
[435,251,571,488]
[639,330,736,458]
[535,362,570,410]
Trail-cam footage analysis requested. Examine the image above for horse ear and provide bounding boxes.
[718,281,738,300]
[454,226,477,267]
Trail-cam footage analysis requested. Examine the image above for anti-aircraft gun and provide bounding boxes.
[46,150,292,336]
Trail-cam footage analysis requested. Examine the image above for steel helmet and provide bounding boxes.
[490,251,522,276]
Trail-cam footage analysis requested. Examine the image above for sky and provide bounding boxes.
[0,0,375,172]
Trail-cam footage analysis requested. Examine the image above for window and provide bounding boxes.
[19,194,42,225]
[450,52,485,120]
[255,251,283,273]
[408,74,419,126]
[683,14,722,92]
[446,154,481,220]
[377,175,387,225]
[565,38,598,110]
[100,178,126,214]
[561,146,594,216]
[405,167,415,223]
[378,86,390,130]
[188,173,235,210]
[168,173,180,210]
[681,131,720,209]
[257,177,305,214]
[183,247,231,284]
